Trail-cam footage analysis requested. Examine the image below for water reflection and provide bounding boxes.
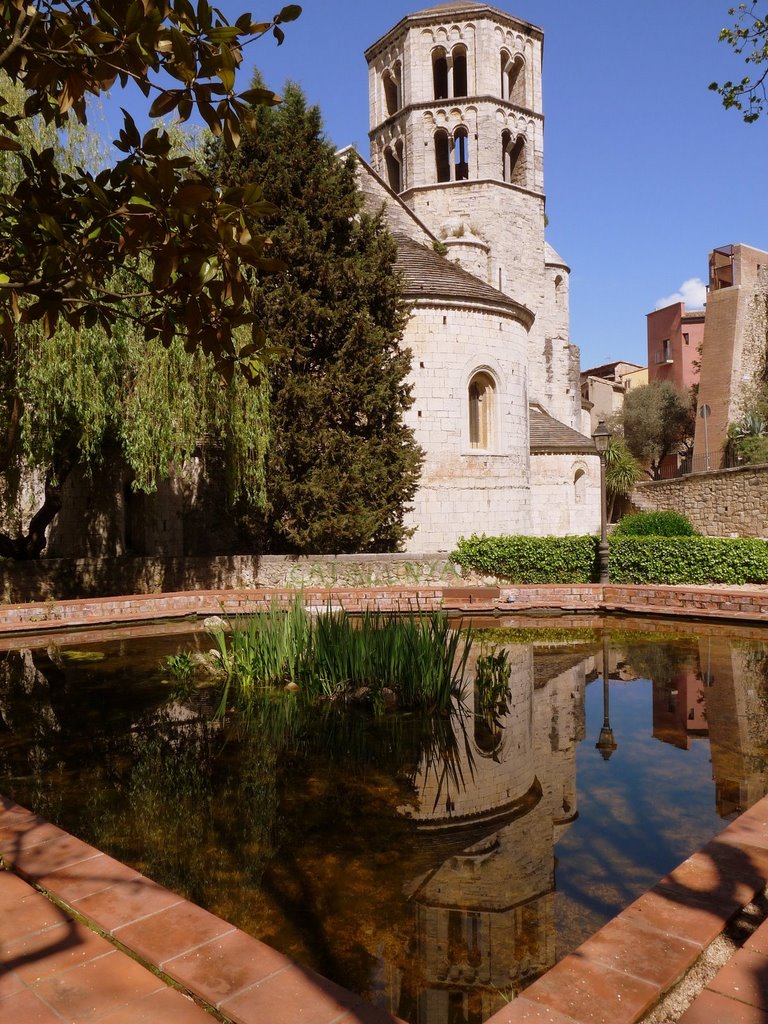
[2,624,768,1024]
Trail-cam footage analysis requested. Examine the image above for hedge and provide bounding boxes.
[612,510,697,537]
[609,536,768,585]
[452,534,598,584]
[452,533,768,586]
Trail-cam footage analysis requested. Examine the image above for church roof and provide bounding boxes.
[544,241,570,271]
[393,234,534,327]
[529,406,596,454]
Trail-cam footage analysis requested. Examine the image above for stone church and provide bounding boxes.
[353,1,600,550]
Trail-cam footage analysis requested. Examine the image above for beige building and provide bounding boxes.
[693,244,768,468]
[361,1,600,550]
[580,361,647,436]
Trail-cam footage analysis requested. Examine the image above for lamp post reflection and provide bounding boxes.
[595,633,617,761]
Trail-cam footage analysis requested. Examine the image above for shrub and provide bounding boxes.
[612,511,697,537]
[610,536,768,585]
[451,535,598,583]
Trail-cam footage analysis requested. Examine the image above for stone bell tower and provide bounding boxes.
[365,1,580,429]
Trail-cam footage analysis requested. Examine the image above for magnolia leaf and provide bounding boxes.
[0,135,21,151]
[277,4,301,22]
[148,89,183,117]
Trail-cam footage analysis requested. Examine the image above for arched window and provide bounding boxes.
[452,44,468,97]
[383,70,398,117]
[434,128,450,183]
[454,126,469,181]
[433,48,448,100]
[500,49,511,99]
[384,146,400,193]
[509,54,526,105]
[574,468,586,504]
[503,132,526,186]
[554,274,564,306]
[468,372,495,449]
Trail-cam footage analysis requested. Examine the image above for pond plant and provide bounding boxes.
[208,601,474,718]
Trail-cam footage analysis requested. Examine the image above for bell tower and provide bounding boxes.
[365,2,580,429]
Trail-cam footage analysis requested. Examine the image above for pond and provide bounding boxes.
[1,616,768,1024]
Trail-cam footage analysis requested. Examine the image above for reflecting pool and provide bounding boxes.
[2,617,768,1024]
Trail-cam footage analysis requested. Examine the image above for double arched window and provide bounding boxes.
[468,372,496,449]
[501,129,526,186]
[384,139,404,193]
[435,126,470,183]
[433,44,469,101]
[500,50,526,105]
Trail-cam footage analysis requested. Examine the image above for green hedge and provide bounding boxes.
[610,536,768,585]
[612,510,697,537]
[452,534,598,584]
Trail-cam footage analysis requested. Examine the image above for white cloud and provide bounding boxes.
[655,277,707,311]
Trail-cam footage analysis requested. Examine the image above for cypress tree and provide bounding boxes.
[210,81,423,553]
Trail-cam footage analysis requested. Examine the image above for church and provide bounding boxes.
[351,1,600,550]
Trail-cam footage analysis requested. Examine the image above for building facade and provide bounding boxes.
[361,1,599,550]
[646,302,704,391]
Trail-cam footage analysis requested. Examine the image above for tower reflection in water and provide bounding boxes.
[394,641,587,1024]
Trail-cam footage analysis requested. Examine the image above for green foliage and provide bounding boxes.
[620,381,696,480]
[604,436,642,520]
[208,80,423,553]
[612,511,697,537]
[451,534,598,583]
[475,649,512,717]
[711,3,768,122]
[0,89,271,558]
[0,3,301,370]
[609,536,768,585]
[210,603,471,717]
[164,652,196,683]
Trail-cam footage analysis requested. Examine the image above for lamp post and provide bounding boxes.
[592,418,611,585]
[596,632,617,760]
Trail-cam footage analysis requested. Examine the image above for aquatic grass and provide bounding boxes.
[209,602,473,717]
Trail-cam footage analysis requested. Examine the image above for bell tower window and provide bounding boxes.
[384,145,401,193]
[433,48,448,100]
[468,372,496,449]
[454,127,469,181]
[452,44,468,97]
[383,69,399,117]
[502,132,526,187]
[435,128,451,183]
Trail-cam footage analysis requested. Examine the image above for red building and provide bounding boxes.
[646,302,705,391]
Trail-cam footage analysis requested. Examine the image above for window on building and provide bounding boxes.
[384,146,400,193]
[454,126,469,180]
[383,70,398,117]
[501,51,526,105]
[683,332,690,345]
[468,371,495,449]
[433,48,448,100]
[452,44,468,97]
[662,339,672,362]
[434,128,451,182]
[574,468,586,504]
[503,132,526,186]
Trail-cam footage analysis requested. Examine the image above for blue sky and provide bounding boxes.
[121,1,768,371]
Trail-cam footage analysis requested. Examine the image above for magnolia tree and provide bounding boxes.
[0,0,300,378]
[711,3,768,122]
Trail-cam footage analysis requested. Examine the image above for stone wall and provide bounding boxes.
[631,463,768,537]
[0,552,463,604]
[529,452,601,536]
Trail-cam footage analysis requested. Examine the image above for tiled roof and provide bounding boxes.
[394,234,534,325]
[529,407,596,454]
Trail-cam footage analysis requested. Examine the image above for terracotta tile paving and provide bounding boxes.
[94,986,218,1023]
[0,986,66,1023]
[30,949,167,1020]
[71,872,186,932]
[3,918,112,983]
[707,947,768,1011]
[34,852,141,903]
[485,999,579,1023]
[510,953,659,1024]
[618,889,728,950]
[161,928,294,1007]
[113,900,237,967]
[678,989,768,1023]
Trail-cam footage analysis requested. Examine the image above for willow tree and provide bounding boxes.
[0,80,269,559]
[209,81,423,553]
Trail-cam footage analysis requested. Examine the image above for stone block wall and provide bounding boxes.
[631,464,768,537]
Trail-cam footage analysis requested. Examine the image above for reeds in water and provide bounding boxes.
[210,600,472,717]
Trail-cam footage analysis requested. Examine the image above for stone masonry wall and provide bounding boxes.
[631,463,768,537]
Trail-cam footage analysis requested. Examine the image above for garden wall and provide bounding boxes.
[631,463,768,538]
[0,553,463,604]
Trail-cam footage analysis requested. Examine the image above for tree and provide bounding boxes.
[619,381,696,481]
[0,0,300,377]
[711,3,768,122]
[208,82,423,553]
[0,87,270,559]
[604,436,642,522]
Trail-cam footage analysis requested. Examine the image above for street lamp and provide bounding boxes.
[596,632,617,760]
[592,418,612,585]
